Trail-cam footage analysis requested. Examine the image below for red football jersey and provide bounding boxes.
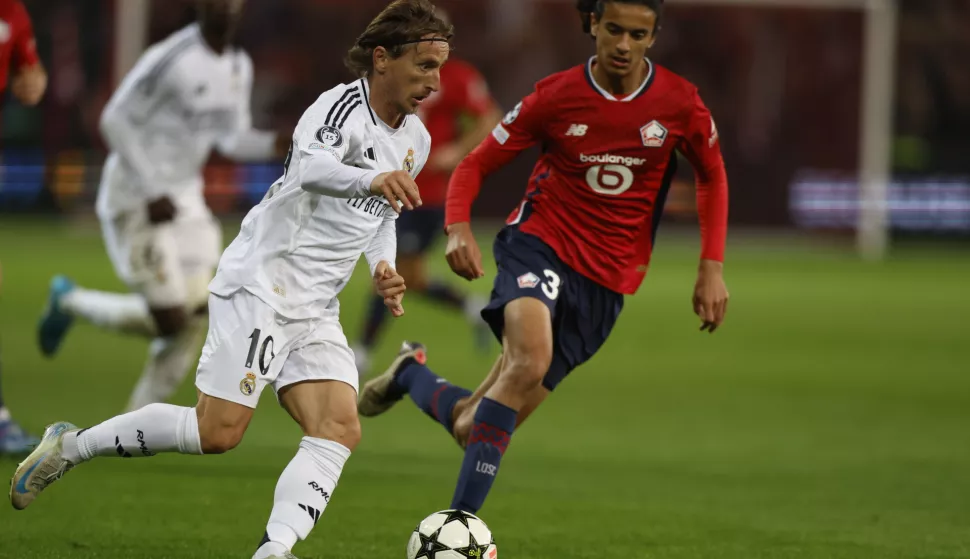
[447,57,728,295]
[416,58,496,207]
[0,0,39,92]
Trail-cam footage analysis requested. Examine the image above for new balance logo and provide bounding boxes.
[308,481,331,502]
[115,436,131,458]
[299,503,322,525]
[565,124,588,137]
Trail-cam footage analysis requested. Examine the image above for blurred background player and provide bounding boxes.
[36,0,285,412]
[359,0,730,514]
[352,8,502,377]
[0,0,46,455]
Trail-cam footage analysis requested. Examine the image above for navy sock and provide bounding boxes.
[450,398,517,513]
[395,362,471,435]
[360,294,389,348]
[257,531,270,550]
[423,280,465,309]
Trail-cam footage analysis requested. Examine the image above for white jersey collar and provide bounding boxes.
[584,56,654,102]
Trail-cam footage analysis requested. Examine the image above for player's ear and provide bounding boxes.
[589,13,599,38]
[373,46,389,74]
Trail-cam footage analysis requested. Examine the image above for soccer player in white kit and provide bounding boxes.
[37,0,284,413]
[13,1,451,558]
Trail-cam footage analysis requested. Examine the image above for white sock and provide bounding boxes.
[464,294,488,323]
[264,437,351,550]
[0,407,10,422]
[61,403,202,463]
[125,317,207,412]
[62,288,157,338]
[352,344,370,378]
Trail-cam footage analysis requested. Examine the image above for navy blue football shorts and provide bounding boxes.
[480,227,624,391]
[396,207,445,256]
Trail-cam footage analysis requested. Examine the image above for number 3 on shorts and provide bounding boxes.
[542,269,561,300]
[245,328,276,376]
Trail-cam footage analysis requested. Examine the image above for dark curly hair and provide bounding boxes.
[576,0,664,35]
[345,0,454,78]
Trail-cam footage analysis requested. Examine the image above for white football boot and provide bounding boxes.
[9,421,78,510]
[253,541,299,559]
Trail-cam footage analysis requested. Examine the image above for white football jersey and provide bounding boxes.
[209,78,431,320]
[96,23,274,220]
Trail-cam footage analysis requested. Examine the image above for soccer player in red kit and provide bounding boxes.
[0,0,46,112]
[359,0,730,514]
[0,0,46,456]
[353,16,502,376]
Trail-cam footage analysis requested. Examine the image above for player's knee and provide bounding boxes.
[197,410,248,454]
[198,425,245,454]
[504,347,551,392]
[302,414,362,451]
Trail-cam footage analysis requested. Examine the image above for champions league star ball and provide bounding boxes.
[406,509,497,559]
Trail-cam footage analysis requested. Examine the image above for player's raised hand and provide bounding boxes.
[374,260,406,317]
[370,170,422,214]
[147,196,177,224]
[692,259,729,333]
[445,222,485,281]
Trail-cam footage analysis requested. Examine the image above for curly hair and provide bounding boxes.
[345,0,454,78]
[576,0,664,35]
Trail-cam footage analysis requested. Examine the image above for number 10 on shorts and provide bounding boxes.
[246,328,276,376]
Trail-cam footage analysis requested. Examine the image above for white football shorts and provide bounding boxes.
[100,208,221,309]
[194,290,358,409]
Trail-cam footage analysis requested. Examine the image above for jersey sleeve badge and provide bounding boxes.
[503,101,522,125]
[314,125,344,148]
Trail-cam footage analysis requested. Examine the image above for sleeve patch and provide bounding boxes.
[502,101,522,125]
[314,125,344,148]
[492,124,510,145]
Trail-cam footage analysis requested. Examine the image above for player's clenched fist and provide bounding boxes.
[445,222,485,281]
[370,170,422,214]
[693,259,729,333]
[374,260,406,317]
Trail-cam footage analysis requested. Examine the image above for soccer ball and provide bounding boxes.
[406,509,497,559]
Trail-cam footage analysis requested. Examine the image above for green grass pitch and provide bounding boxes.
[0,217,968,558]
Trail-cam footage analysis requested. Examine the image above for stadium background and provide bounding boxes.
[3,0,969,231]
[0,1,967,558]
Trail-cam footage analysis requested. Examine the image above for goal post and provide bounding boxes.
[113,0,150,88]
[553,0,899,260]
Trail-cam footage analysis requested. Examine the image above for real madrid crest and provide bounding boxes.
[403,148,415,173]
[239,372,256,396]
